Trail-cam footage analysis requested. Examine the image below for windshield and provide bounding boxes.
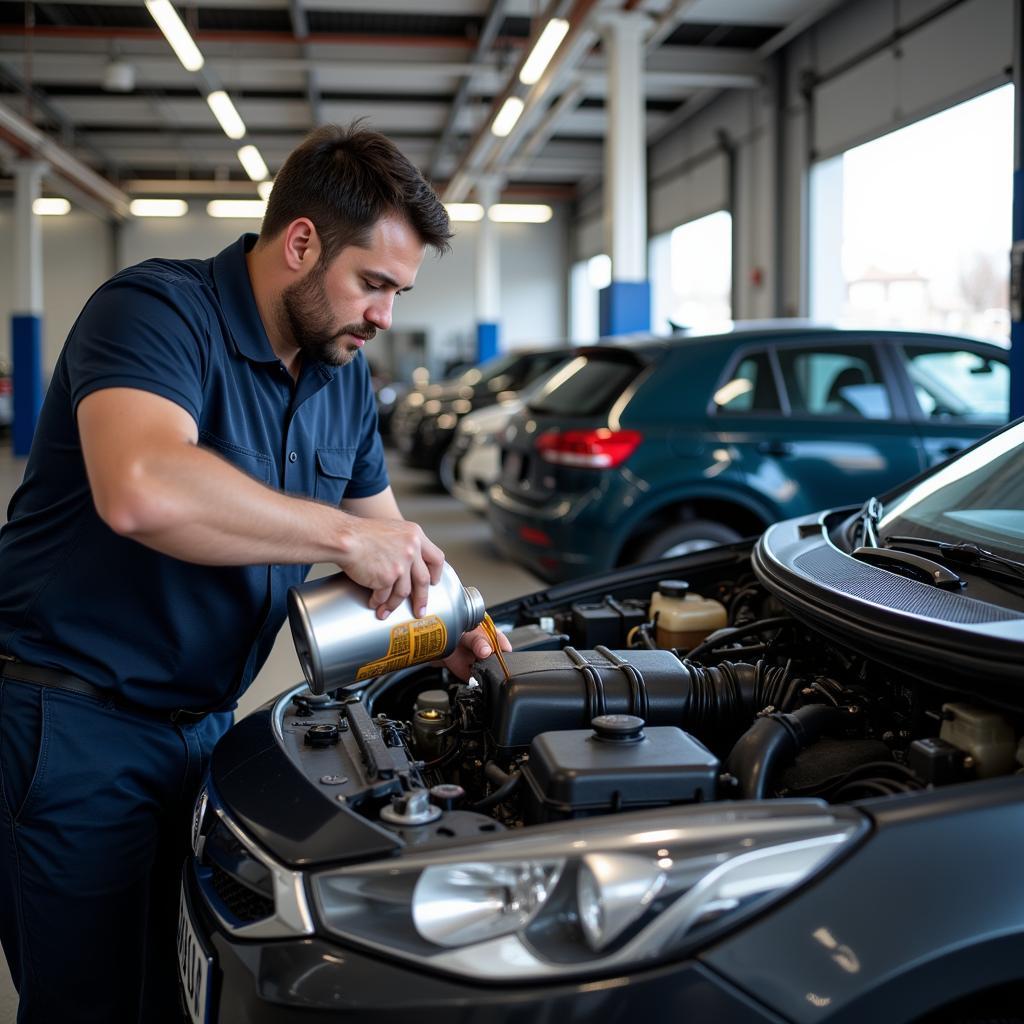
[878,420,1024,559]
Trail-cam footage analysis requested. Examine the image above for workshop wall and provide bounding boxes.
[0,201,568,376]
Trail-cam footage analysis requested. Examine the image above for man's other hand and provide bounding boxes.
[442,624,513,682]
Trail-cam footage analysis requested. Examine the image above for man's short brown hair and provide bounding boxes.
[259,121,452,262]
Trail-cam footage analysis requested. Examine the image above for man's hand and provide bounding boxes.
[442,624,513,682]
[336,496,444,618]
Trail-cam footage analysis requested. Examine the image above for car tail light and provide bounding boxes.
[0,379,11,396]
[535,429,643,469]
[518,525,552,547]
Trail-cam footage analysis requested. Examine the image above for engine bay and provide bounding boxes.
[275,553,1024,846]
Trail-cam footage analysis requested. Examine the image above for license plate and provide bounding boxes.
[177,881,213,1024]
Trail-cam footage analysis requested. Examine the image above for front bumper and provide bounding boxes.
[181,859,781,1023]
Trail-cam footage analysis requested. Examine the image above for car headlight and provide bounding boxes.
[312,801,865,981]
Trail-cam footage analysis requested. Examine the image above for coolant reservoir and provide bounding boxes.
[649,580,727,652]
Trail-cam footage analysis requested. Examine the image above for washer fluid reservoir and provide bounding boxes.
[649,580,727,652]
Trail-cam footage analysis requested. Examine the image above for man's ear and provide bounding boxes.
[282,218,321,272]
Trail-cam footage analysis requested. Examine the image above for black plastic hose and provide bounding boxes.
[725,703,849,800]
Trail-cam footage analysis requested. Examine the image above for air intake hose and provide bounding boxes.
[725,704,849,800]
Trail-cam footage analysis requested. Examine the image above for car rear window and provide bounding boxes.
[527,352,645,416]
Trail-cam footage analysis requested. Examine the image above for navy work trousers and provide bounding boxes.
[0,678,232,1023]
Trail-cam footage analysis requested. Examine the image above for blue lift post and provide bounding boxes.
[1013,2,1024,420]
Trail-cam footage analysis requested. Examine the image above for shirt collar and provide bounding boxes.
[211,233,279,364]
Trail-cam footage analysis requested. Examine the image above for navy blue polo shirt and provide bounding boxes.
[0,234,388,711]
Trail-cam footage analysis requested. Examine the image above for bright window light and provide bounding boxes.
[33,197,70,216]
[519,18,569,85]
[237,144,269,182]
[207,200,267,219]
[206,90,246,140]
[129,198,188,217]
[488,204,552,224]
[257,180,274,202]
[587,253,611,290]
[445,203,484,222]
[144,0,204,72]
[491,97,524,138]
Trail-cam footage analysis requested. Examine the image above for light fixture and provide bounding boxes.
[444,203,484,222]
[102,59,135,93]
[237,145,269,182]
[206,200,267,219]
[519,18,570,85]
[33,198,70,216]
[129,198,188,218]
[257,180,274,202]
[206,90,246,140]
[144,0,204,73]
[488,203,553,223]
[491,96,524,138]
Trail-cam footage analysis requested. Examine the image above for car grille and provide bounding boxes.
[209,863,275,923]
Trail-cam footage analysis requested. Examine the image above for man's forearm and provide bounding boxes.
[103,441,351,566]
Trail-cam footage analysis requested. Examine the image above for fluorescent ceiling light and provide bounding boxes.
[206,90,246,140]
[488,203,553,223]
[491,96,524,138]
[519,18,569,85]
[257,180,274,202]
[237,144,269,182]
[206,200,267,219]
[144,0,204,72]
[33,197,70,216]
[445,203,484,222]
[129,198,188,218]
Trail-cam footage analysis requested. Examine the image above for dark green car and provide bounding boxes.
[487,326,1009,582]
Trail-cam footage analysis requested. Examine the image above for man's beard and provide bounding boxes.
[279,262,376,367]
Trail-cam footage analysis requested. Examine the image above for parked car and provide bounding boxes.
[391,347,573,472]
[439,398,523,512]
[0,360,12,430]
[179,417,1024,1023]
[487,326,1009,582]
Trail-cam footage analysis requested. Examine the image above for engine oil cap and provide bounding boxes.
[591,714,646,742]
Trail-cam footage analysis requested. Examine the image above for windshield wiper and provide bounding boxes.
[882,534,1024,586]
[854,496,883,548]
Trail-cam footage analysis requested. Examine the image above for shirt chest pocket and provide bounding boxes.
[199,430,272,484]
[314,448,356,506]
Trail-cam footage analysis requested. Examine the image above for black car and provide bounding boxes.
[391,347,573,472]
[488,326,1008,581]
[179,417,1024,1023]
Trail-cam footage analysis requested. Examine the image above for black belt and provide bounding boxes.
[0,658,211,724]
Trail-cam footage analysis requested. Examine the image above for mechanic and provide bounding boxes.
[0,122,509,1023]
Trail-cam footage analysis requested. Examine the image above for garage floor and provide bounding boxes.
[0,441,541,1022]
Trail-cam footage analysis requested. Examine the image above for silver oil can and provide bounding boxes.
[288,562,486,693]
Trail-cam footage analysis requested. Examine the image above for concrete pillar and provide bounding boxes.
[475,176,502,362]
[11,159,46,456]
[599,11,651,336]
[1011,0,1024,418]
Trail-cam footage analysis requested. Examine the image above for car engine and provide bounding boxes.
[276,551,1024,848]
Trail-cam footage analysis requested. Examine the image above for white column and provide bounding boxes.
[601,12,649,283]
[14,159,46,314]
[475,176,502,326]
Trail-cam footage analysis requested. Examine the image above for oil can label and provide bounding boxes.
[355,615,448,681]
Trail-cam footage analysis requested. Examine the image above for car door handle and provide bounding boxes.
[757,440,794,457]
